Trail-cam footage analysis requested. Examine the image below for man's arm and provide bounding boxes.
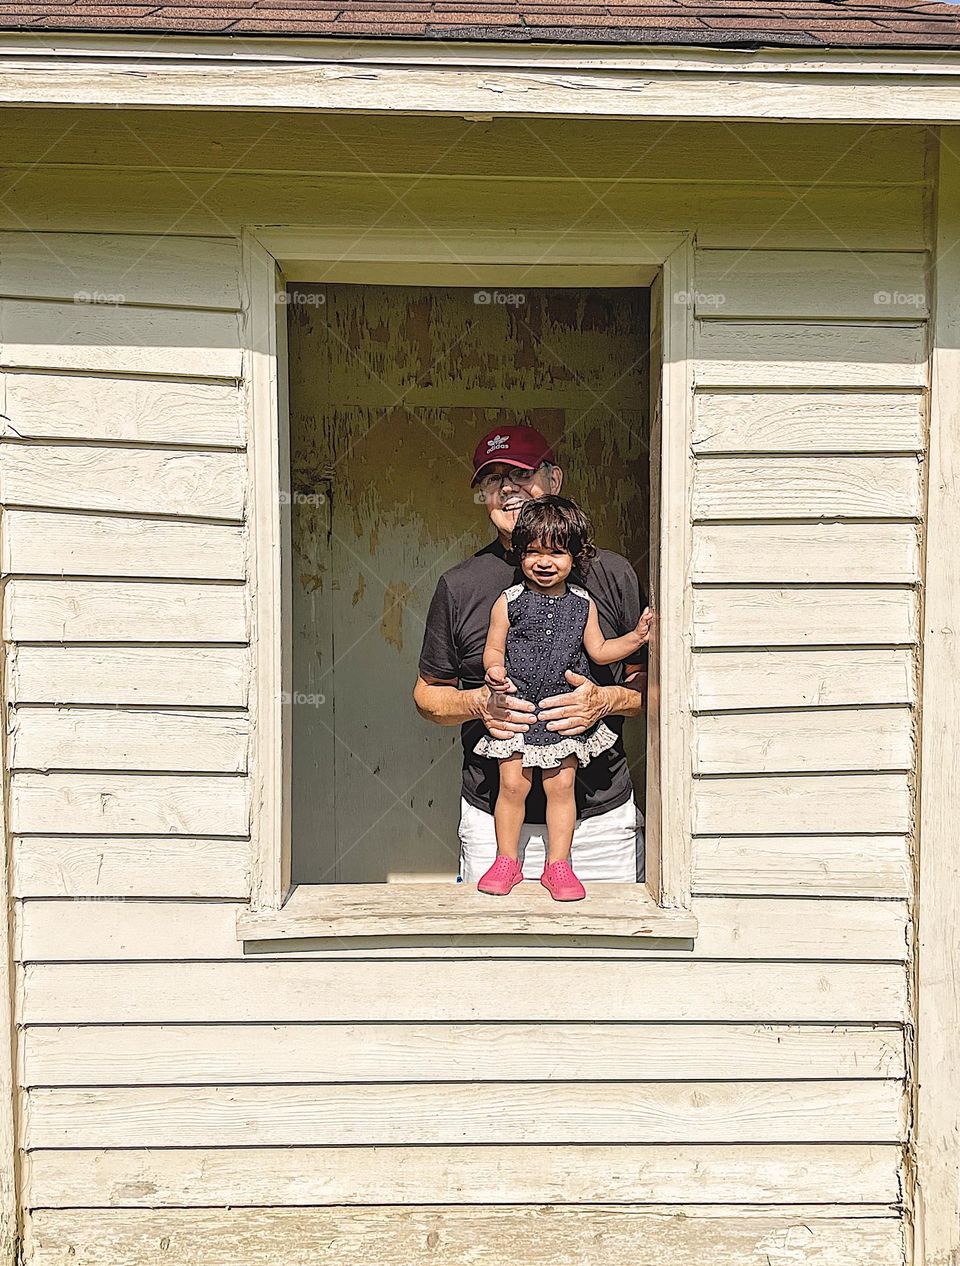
[415,573,535,739]
[413,674,534,737]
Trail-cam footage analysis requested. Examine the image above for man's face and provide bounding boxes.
[477,461,564,542]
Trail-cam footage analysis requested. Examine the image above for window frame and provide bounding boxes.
[238,225,696,942]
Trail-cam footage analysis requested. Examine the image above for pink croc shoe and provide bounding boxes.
[477,855,524,896]
[541,859,586,902]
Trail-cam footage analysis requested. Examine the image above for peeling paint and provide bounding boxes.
[381,581,414,652]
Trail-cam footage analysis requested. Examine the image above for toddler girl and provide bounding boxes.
[473,495,653,901]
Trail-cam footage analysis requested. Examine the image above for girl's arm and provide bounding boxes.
[583,598,654,666]
[482,593,512,690]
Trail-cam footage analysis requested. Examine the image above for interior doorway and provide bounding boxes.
[286,281,651,884]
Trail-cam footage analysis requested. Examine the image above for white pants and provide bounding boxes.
[457,794,643,883]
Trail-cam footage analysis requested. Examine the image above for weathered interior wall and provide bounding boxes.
[0,110,928,1265]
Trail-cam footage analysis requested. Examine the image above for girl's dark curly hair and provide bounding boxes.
[511,495,598,575]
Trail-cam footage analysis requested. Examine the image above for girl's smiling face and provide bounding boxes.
[520,538,574,592]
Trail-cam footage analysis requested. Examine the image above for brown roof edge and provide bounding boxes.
[2,2,960,51]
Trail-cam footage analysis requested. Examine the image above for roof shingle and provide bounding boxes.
[0,0,959,48]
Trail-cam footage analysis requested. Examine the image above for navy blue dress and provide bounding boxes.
[474,580,618,769]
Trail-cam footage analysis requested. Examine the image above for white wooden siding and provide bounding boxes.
[692,523,920,584]
[1,373,244,445]
[0,116,928,1266]
[0,228,255,1263]
[22,1208,905,1266]
[20,1022,905,1084]
[2,511,245,580]
[693,648,915,710]
[18,960,907,1022]
[0,445,246,518]
[15,897,910,961]
[683,239,921,1264]
[23,1143,903,1206]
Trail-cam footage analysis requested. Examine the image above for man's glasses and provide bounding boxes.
[476,464,545,495]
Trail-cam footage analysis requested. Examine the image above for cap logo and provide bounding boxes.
[486,433,510,453]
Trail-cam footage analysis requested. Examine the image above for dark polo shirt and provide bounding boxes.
[418,538,647,824]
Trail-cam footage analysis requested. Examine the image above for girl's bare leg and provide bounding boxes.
[541,755,578,863]
[494,755,533,861]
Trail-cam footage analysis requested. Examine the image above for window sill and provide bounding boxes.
[236,882,697,944]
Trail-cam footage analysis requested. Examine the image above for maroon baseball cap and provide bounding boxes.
[470,425,556,487]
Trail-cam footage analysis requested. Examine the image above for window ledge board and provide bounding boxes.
[236,882,697,943]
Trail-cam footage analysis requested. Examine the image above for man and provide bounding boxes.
[414,424,649,883]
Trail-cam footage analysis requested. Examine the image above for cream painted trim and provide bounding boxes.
[912,128,960,1266]
[254,229,683,286]
[242,230,293,911]
[655,244,695,910]
[3,40,960,119]
[239,224,696,937]
[291,264,659,287]
[0,565,21,1263]
[237,882,698,942]
[3,32,960,74]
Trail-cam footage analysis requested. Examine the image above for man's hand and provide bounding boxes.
[479,683,535,741]
[537,670,610,736]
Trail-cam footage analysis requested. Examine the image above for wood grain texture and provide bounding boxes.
[0,168,926,249]
[1,372,244,445]
[0,638,17,1264]
[243,233,291,911]
[9,772,250,836]
[21,1022,905,1087]
[0,300,241,377]
[9,708,249,773]
[694,708,914,773]
[648,246,695,910]
[22,1080,906,1147]
[0,233,240,309]
[693,835,911,899]
[15,896,906,962]
[22,1142,904,1207]
[6,645,249,706]
[1,511,246,580]
[19,961,908,1023]
[695,250,928,320]
[0,45,958,126]
[692,390,924,454]
[694,321,926,388]
[693,649,915,710]
[693,774,911,835]
[235,886,695,941]
[0,113,928,187]
[22,1206,905,1266]
[693,587,917,648]
[693,456,921,519]
[692,523,920,584]
[0,444,246,519]
[914,128,960,1266]
[13,837,250,899]
[4,580,247,642]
